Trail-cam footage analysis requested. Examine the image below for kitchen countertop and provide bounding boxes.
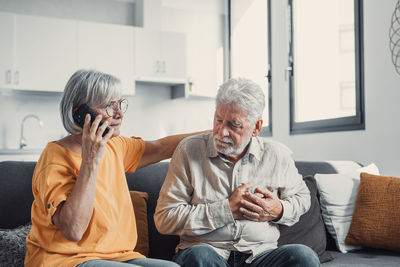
[0,149,43,155]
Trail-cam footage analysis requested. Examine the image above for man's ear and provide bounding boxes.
[252,119,263,137]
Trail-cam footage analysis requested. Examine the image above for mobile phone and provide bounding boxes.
[73,104,110,137]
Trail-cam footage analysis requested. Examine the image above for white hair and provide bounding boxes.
[60,69,121,135]
[216,78,265,125]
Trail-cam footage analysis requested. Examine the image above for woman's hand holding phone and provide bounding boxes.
[73,104,110,137]
[81,114,114,167]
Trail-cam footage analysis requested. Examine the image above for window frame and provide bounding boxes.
[288,0,365,135]
[228,0,273,136]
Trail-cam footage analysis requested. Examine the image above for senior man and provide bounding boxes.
[154,78,320,267]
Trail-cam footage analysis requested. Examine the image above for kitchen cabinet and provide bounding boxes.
[0,12,188,96]
[78,21,135,95]
[0,13,77,92]
[135,28,186,81]
[14,14,77,92]
[160,31,187,79]
[0,12,15,89]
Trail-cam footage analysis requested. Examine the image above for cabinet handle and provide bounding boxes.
[162,61,166,73]
[285,66,292,81]
[14,71,19,85]
[5,70,11,84]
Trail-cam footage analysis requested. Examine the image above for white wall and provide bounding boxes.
[119,86,215,140]
[1,92,63,149]
[0,0,218,151]
[0,86,215,150]
[270,0,400,176]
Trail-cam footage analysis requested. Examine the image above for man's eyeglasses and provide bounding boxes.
[105,99,128,117]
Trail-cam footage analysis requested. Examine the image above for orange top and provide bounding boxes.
[25,136,146,267]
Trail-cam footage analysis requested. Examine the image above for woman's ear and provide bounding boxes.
[252,119,263,137]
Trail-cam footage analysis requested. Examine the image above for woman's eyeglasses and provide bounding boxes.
[105,99,128,117]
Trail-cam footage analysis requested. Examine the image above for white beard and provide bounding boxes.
[213,131,252,157]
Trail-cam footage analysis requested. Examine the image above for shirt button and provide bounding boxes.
[46,203,51,209]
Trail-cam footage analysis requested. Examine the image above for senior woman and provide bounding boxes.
[25,69,198,267]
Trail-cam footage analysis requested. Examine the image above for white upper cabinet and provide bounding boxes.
[0,13,15,89]
[135,28,161,79]
[77,21,135,96]
[135,28,186,81]
[161,31,187,80]
[14,15,77,92]
[0,12,187,95]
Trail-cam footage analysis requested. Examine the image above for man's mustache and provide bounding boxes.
[214,136,233,144]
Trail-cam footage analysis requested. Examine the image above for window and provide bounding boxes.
[288,0,364,134]
[229,0,272,136]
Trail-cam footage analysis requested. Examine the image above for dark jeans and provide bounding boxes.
[173,244,320,267]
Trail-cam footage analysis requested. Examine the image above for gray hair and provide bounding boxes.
[216,78,265,125]
[60,69,121,135]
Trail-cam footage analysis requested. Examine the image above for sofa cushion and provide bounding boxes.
[294,160,361,177]
[129,190,149,256]
[0,223,31,267]
[345,173,400,252]
[294,161,337,177]
[294,160,362,251]
[322,248,400,266]
[0,161,36,229]
[125,162,179,260]
[278,176,333,263]
[314,164,379,253]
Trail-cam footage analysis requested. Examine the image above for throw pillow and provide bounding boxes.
[0,223,32,267]
[278,176,333,263]
[345,173,400,251]
[129,190,149,257]
[314,163,379,253]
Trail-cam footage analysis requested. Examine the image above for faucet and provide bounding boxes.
[19,114,43,149]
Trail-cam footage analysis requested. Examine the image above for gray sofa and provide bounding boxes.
[0,160,399,266]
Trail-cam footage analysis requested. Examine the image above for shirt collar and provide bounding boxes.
[206,134,219,158]
[248,136,262,162]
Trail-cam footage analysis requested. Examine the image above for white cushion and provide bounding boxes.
[314,163,379,253]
